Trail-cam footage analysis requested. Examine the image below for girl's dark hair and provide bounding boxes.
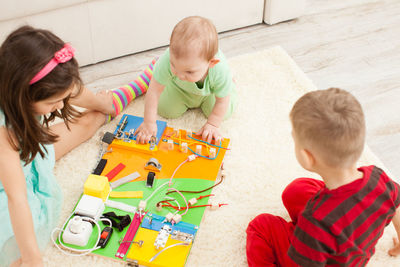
[0,25,83,163]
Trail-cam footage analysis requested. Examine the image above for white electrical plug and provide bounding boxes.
[195,145,202,154]
[209,201,220,210]
[188,198,197,206]
[188,155,196,161]
[209,148,216,158]
[181,142,188,153]
[156,203,163,212]
[172,214,182,224]
[167,139,174,150]
[138,200,147,211]
[221,170,227,179]
[165,212,174,222]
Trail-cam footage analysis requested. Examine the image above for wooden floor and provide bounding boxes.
[81,0,400,179]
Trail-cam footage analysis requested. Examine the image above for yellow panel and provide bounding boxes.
[126,228,192,267]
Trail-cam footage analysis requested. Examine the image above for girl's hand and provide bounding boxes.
[20,259,44,267]
[134,121,157,144]
[10,258,21,267]
[196,122,222,144]
[11,257,44,267]
[389,237,400,256]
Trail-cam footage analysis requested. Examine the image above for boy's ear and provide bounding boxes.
[209,58,220,68]
[301,148,316,170]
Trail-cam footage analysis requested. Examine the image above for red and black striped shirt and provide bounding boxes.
[288,165,400,266]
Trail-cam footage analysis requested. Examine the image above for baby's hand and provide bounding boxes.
[134,121,157,144]
[196,122,222,144]
[389,237,400,257]
[95,90,116,116]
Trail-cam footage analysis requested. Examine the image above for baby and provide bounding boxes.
[135,16,237,144]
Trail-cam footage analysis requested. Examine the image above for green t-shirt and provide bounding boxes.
[153,48,235,98]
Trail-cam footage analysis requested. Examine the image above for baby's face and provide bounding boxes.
[170,53,211,83]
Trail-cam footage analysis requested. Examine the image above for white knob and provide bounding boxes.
[69,216,84,234]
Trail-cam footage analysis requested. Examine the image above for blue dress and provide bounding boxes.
[0,111,62,266]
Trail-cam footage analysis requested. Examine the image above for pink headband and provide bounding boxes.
[29,43,75,85]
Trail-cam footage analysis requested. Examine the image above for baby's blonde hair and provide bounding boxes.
[290,88,365,168]
[170,16,218,61]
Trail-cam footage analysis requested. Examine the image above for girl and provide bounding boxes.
[0,26,154,266]
[0,25,155,266]
[0,25,110,267]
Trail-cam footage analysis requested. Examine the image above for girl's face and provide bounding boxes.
[32,87,73,115]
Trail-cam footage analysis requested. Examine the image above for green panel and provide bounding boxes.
[59,177,215,261]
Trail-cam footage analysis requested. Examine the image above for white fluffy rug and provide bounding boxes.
[44,46,400,266]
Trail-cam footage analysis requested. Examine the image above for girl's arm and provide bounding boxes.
[134,78,165,144]
[0,128,43,266]
[69,86,114,115]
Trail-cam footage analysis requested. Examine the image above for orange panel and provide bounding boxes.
[101,127,229,183]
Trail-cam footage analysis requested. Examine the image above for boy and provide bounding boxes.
[246,88,400,266]
[135,16,237,144]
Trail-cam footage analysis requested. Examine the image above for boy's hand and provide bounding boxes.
[389,207,400,257]
[389,237,400,256]
[134,122,157,144]
[196,122,222,144]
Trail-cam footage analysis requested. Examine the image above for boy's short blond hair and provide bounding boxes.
[290,88,365,167]
[170,16,218,61]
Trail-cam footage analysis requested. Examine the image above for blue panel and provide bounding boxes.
[113,114,167,145]
[141,214,198,236]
